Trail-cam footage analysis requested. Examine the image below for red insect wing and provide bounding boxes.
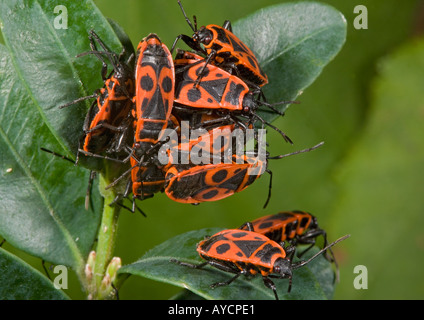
[245,211,314,243]
[134,34,175,144]
[166,123,235,165]
[197,229,286,273]
[130,34,175,198]
[83,80,133,153]
[204,25,268,86]
[130,154,165,197]
[174,50,203,67]
[164,157,265,204]
[175,62,247,111]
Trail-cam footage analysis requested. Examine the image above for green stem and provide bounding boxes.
[91,174,121,299]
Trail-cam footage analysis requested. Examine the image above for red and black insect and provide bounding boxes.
[60,30,135,161]
[55,30,136,211]
[172,0,268,88]
[161,112,267,205]
[163,110,237,165]
[105,115,180,215]
[132,33,175,161]
[173,49,295,143]
[106,34,175,206]
[240,210,338,278]
[164,154,266,204]
[164,134,324,207]
[130,33,175,202]
[240,211,329,249]
[171,227,349,300]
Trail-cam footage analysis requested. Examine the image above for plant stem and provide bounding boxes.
[91,174,121,299]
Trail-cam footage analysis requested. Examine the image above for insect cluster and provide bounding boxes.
[56,1,347,300]
[60,1,319,213]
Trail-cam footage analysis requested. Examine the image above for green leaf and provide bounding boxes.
[169,289,205,300]
[0,0,127,159]
[0,43,98,269]
[233,1,347,122]
[0,0,131,269]
[0,248,69,300]
[330,37,424,299]
[119,228,336,300]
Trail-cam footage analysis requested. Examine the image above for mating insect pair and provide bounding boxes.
[172,211,349,300]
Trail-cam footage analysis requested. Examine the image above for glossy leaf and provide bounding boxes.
[0,0,130,268]
[0,248,69,300]
[0,0,129,160]
[233,2,347,122]
[119,228,337,300]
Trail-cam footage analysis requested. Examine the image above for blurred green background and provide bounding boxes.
[3,0,424,299]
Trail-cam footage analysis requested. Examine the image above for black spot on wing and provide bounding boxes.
[216,243,230,254]
[140,74,154,91]
[140,86,167,120]
[195,65,210,78]
[254,244,283,264]
[227,32,251,54]
[162,76,173,93]
[199,233,229,252]
[211,26,231,44]
[199,78,230,103]
[187,88,201,102]
[224,81,245,106]
[210,167,247,192]
[275,212,297,220]
[212,170,228,183]
[231,232,248,238]
[258,222,273,230]
[201,189,219,200]
[247,55,257,69]
[233,240,266,258]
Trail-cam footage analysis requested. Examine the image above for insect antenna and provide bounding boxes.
[76,49,120,75]
[177,0,197,32]
[256,99,300,117]
[267,141,324,160]
[252,113,293,144]
[58,93,98,109]
[291,234,350,270]
[105,161,140,190]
